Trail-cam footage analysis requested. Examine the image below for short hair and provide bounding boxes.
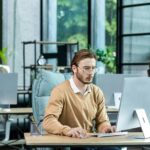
[71,49,97,67]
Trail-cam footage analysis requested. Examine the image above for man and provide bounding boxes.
[43,49,120,150]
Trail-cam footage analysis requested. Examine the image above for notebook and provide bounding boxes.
[0,73,18,105]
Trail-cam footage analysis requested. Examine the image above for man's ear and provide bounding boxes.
[72,65,77,73]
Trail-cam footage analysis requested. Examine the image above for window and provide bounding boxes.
[42,0,117,72]
[117,1,150,75]
[57,0,88,49]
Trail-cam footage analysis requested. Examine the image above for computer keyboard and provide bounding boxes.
[91,132,128,137]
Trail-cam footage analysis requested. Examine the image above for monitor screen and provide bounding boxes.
[95,74,142,106]
[0,73,18,105]
[116,77,150,133]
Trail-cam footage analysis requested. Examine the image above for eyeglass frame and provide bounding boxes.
[77,65,98,74]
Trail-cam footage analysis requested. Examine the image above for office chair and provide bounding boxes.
[32,69,71,150]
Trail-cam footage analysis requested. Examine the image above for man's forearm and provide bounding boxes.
[42,115,71,135]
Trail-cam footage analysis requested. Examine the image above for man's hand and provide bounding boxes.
[66,127,87,138]
[101,125,116,133]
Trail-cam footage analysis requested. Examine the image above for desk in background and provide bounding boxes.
[24,132,150,148]
[0,107,33,141]
[106,106,118,125]
[0,107,32,115]
[106,106,118,113]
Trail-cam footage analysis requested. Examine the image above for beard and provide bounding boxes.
[76,71,93,84]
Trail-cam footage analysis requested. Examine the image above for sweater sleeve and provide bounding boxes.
[42,87,71,135]
[95,88,111,131]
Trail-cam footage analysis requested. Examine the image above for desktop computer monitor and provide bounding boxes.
[0,73,18,106]
[116,77,150,138]
[95,74,142,106]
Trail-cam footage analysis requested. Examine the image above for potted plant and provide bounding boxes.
[0,48,11,73]
[95,47,116,73]
[0,47,8,64]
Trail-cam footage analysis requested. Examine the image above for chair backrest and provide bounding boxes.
[32,69,71,125]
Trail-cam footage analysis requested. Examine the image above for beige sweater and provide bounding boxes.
[42,80,110,135]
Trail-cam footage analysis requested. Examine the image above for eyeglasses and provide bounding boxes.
[77,66,98,74]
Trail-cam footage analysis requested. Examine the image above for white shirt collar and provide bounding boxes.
[69,77,91,95]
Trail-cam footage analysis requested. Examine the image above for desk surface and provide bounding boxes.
[0,107,32,114]
[24,132,150,147]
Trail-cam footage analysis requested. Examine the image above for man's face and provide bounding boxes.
[73,58,96,84]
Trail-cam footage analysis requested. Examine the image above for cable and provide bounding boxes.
[15,125,24,137]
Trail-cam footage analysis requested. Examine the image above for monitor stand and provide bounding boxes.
[0,105,11,142]
[134,109,150,139]
[3,120,11,142]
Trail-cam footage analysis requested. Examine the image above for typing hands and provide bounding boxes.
[101,125,116,133]
[65,125,116,138]
[66,127,88,138]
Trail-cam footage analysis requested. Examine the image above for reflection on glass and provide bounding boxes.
[123,65,148,76]
[123,6,150,34]
[123,36,150,63]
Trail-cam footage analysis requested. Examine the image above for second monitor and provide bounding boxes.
[95,74,142,106]
[0,73,18,106]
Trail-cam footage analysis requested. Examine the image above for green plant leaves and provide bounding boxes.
[95,48,116,73]
[0,48,8,64]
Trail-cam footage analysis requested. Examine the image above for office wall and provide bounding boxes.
[2,0,40,86]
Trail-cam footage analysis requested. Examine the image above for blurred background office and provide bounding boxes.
[1,0,150,90]
[0,0,150,147]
